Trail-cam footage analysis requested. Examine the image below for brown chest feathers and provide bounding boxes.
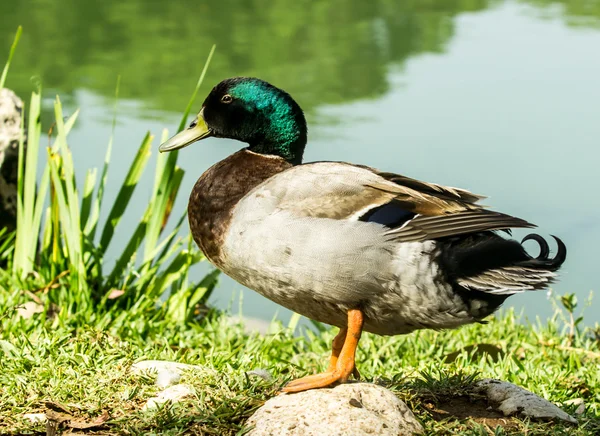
[187,149,292,267]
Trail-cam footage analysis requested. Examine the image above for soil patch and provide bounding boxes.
[423,395,520,430]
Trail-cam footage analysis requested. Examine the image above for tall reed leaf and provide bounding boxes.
[84,77,120,240]
[143,45,215,262]
[99,133,152,252]
[0,26,21,89]
[13,89,42,275]
[3,33,218,331]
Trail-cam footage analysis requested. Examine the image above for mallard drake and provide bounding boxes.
[159,77,566,393]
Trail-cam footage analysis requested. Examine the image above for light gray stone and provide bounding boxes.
[474,378,577,424]
[564,398,585,415]
[23,413,47,424]
[246,368,274,382]
[156,369,182,388]
[143,384,194,410]
[246,382,423,436]
[16,301,44,319]
[0,88,24,233]
[130,359,204,376]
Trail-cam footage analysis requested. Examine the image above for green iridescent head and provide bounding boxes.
[159,77,307,165]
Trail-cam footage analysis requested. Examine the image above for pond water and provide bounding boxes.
[2,0,599,325]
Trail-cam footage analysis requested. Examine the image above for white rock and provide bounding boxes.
[16,301,44,319]
[0,88,24,233]
[156,369,182,388]
[143,384,194,410]
[130,360,204,376]
[246,368,273,381]
[564,398,586,415]
[23,413,47,424]
[246,382,423,436]
[474,378,577,424]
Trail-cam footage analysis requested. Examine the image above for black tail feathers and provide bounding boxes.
[520,234,566,271]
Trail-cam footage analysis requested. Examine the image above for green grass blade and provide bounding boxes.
[147,211,187,263]
[0,26,22,89]
[13,89,41,275]
[166,268,219,323]
[80,168,97,231]
[106,209,150,286]
[84,77,119,240]
[47,152,75,263]
[143,165,184,262]
[41,207,52,253]
[149,251,192,301]
[63,109,80,135]
[177,44,216,132]
[0,228,15,263]
[141,45,214,262]
[13,107,25,272]
[99,132,152,252]
[53,98,83,275]
[30,165,49,256]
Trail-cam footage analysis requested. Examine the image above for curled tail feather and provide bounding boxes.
[439,233,567,296]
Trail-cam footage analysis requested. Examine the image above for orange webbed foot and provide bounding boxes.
[282,309,364,393]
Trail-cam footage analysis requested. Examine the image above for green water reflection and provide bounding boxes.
[2,0,600,324]
[3,0,600,115]
[2,0,503,117]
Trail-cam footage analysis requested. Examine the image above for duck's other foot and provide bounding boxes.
[282,309,364,393]
[282,371,347,393]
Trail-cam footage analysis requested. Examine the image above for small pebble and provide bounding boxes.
[475,379,578,424]
[564,398,586,415]
[23,413,47,424]
[143,384,194,410]
[156,369,181,388]
[246,369,273,381]
[130,360,203,376]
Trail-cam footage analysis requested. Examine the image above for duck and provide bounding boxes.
[159,77,566,393]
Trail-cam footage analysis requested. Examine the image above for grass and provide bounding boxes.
[0,305,599,435]
[1,27,218,337]
[1,27,599,435]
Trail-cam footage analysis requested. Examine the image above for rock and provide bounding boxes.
[0,88,24,234]
[131,360,206,389]
[143,384,194,410]
[131,361,201,409]
[246,382,423,436]
[246,368,273,382]
[156,369,181,388]
[130,360,204,376]
[16,301,44,319]
[474,379,577,424]
[564,398,586,415]
[23,413,47,424]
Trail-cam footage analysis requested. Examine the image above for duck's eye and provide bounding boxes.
[221,94,233,104]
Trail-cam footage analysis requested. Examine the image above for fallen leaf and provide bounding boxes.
[16,301,44,319]
[45,401,72,414]
[107,289,125,299]
[45,407,110,430]
[68,411,110,429]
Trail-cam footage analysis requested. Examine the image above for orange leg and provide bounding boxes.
[326,327,347,372]
[283,309,364,393]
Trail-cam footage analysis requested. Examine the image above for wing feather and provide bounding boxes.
[246,161,533,241]
[386,210,535,242]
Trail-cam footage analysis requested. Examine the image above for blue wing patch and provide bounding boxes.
[359,201,416,228]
